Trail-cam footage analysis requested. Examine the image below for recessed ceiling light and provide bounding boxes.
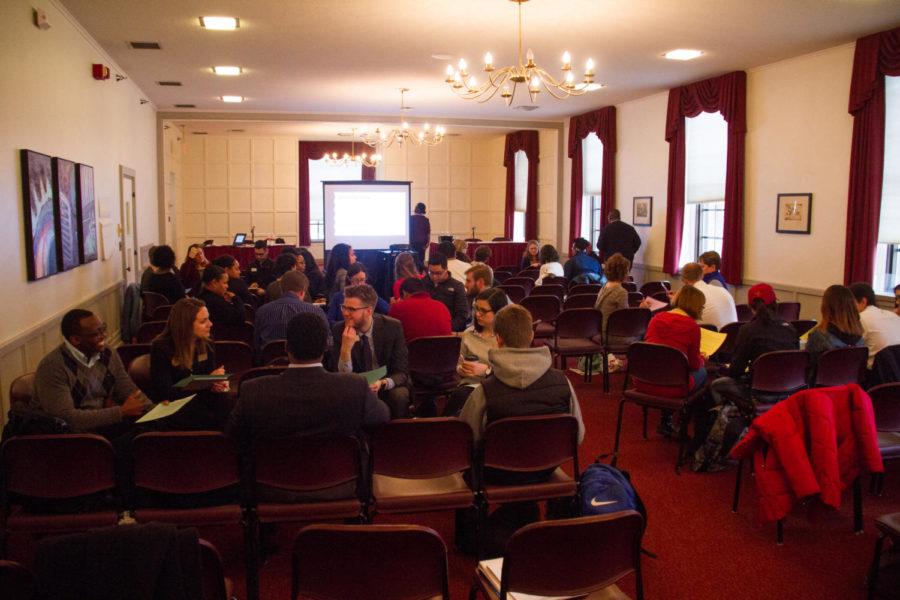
[664,49,703,61]
[221,95,244,103]
[213,66,242,76]
[157,81,182,86]
[199,16,239,30]
[129,41,161,49]
[174,104,196,108]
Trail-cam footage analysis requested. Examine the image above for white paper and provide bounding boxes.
[478,558,571,600]
[136,394,195,423]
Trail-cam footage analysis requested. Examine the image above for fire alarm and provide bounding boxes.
[33,8,50,30]
[93,64,110,80]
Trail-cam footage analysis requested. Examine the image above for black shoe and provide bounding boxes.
[656,415,676,438]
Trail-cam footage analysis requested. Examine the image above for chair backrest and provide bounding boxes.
[750,350,810,395]
[650,291,670,304]
[493,270,513,284]
[498,284,527,304]
[495,265,518,274]
[776,302,801,321]
[141,291,170,320]
[292,524,449,600]
[700,323,718,332]
[260,339,287,365]
[116,343,152,370]
[408,336,462,375]
[563,293,596,310]
[814,346,869,387]
[605,308,651,344]
[371,418,472,479]
[127,354,153,397]
[132,432,239,495]
[735,304,753,322]
[791,319,817,337]
[136,320,167,343]
[242,303,256,323]
[0,560,36,600]
[639,281,668,298]
[517,269,540,281]
[869,383,900,432]
[1,434,115,499]
[569,284,601,296]
[622,281,638,293]
[626,342,690,390]
[212,341,254,376]
[500,511,643,599]
[199,539,228,600]
[555,308,601,339]
[520,295,562,323]
[505,277,535,291]
[715,321,745,359]
[211,321,254,345]
[482,415,579,476]
[529,284,565,301]
[627,292,644,308]
[237,366,287,392]
[9,372,35,406]
[254,435,360,493]
[151,304,173,321]
[542,275,568,289]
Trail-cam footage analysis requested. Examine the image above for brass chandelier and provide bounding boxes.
[323,129,381,168]
[358,89,445,149]
[444,0,602,105]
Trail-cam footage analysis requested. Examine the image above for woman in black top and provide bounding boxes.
[196,265,245,326]
[520,239,541,271]
[142,245,186,305]
[324,243,356,299]
[297,247,325,299]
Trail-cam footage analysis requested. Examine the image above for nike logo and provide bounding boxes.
[590,498,618,507]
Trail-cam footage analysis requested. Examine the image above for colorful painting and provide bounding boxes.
[20,150,58,281]
[53,157,80,271]
[76,164,98,263]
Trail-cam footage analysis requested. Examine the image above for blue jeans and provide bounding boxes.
[690,366,707,392]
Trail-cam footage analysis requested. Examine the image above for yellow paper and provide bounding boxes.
[700,327,728,357]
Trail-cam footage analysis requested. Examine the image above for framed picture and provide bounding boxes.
[76,163,98,263]
[20,150,58,281]
[776,193,812,234]
[633,196,652,226]
[52,157,80,271]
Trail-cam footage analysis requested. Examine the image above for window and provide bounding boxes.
[679,110,728,266]
[580,132,604,243]
[513,150,528,242]
[307,157,362,242]
[874,75,900,294]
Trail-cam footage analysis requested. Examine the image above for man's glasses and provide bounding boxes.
[340,304,370,313]
[474,306,493,315]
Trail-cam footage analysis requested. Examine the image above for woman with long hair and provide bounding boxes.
[178,243,209,291]
[535,244,564,285]
[324,243,356,298]
[392,251,421,300]
[807,284,865,376]
[520,240,540,271]
[297,247,325,299]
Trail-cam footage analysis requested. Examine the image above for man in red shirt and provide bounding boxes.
[388,277,452,343]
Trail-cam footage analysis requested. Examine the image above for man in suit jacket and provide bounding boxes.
[331,283,411,418]
[597,208,642,264]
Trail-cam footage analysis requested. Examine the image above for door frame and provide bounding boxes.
[119,166,139,284]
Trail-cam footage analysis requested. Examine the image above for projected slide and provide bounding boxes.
[324,181,411,250]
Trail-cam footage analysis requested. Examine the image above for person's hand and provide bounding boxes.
[210,365,229,393]
[668,290,676,299]
[341,325,359,360]
[370,379,386,393]
[224,291,235,301]
[639,299,652,309]
[459,361,487,377]
[249,282,259,290]
[121,390,146,418]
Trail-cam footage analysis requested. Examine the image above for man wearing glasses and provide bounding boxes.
[10,309,151,436]
[330,284,411,418]
[424,252,469,332]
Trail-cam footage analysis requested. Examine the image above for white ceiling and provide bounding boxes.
[167,119,519,139]
[61,0,900,122]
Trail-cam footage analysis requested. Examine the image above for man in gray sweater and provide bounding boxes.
[17,309,151,435]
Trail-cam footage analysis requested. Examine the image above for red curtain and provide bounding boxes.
[663,71,747,284]
[567,106,616,255]
[503,131,540,240]
[843,27,900,285]
[298,142,376,246]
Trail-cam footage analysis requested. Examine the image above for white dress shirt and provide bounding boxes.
[859,305,900,368]
[693,279,738,330]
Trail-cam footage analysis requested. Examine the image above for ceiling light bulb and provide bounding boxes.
[445,64,454,76]
[213,66,241,76]
[221,95,243,103]
[418,132,425,140]
[467,76,477,88]
[423,123,431,131]
[562,51,571,65]
[526,48,534,63]
[453,71,462,83]
[529,75,540,90]
[199,16,239,30]
[585,58,595,72]
[565,72,574,84]
[402,122,409,130]
[484,52,493,66]
[664,49,703,61]
[458,58,468,71]
[437,126,445,135]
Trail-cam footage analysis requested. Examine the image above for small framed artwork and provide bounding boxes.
[76,163,98,263]
[20,149,58,281]
[52,157,80,271]
[776,193,812,234]
[633,196,652,226]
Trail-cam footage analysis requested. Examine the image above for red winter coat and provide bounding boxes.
[729,384,883,523]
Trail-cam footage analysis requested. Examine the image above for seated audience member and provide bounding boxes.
[227,312,389,499]
[699,250,728,289]
[472,244,492,267]
[445,288,508,416]
[425,252,470,332]
[179,244,209,291]
[324,243,356,299]
[265,252,300,302]
[563,237,602,284]
[16,309,151,435]
[678,262,737,330]
[439,241,471,283]
[331,284,411,418]
[465,263,494,301]
[535,244,564,285]
[139,245,157,290]
[388,277,452,343]
[594,253,636,370]
[850,282,900,368]
[212,254,256,305]
[247,241,276,289]
[254,271,329,353]
[454,239,470,262]
[806,285,865,379]
[326,263,390,324]
[150,298,229,429]
[142,245,186,305]
[520,240,541,271]
[392,251,422,300]
[710,283,799,408]
[197,265,245,326]
[297,247,326,300]
[459,304,585,447]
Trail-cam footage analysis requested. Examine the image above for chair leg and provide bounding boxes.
[634,546,645,600]
[602,352,610,393]
[776,519,784,545]
[732,459,744,513]
[611,399,627,467]
[585,355,592,383]
[853,476,863,534]
[867,534,886,600]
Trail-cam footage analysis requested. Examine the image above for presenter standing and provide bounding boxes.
[409,202,431,268]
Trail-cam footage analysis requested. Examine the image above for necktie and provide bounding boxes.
[359,334,374,372]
